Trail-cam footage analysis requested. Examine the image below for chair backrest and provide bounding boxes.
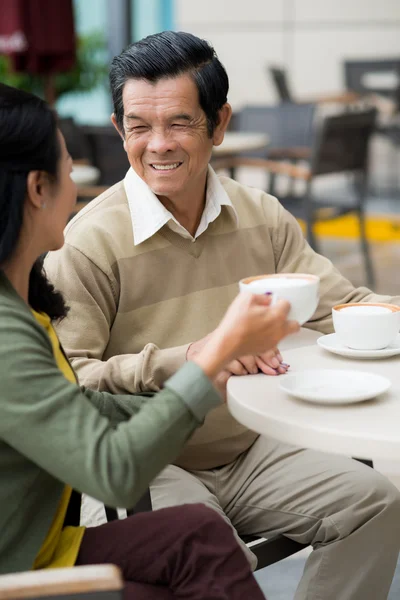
[311,108,377,177]
[81,126,130,186]
[269,67,293,102]
[58,118,93,162]
[0,565,122,600]
[235,103,316,155]
[344,59,400,107]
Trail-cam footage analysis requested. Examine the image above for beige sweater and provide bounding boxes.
[45,176,399,470]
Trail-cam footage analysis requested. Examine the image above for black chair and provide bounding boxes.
[278,107,377,288]
[344,58,400,107]
[212,103,315,183]
[268,66,360,107]
[59,117,93,163]
[81,125,130,186]
[214,102,316,205]
[269,67,293,102]
[233,102,316,162]
[58,119,129,187]
[215,108,377,287]
[344,58,400,195]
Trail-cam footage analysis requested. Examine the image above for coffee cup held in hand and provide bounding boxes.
[239,274,320,325]
[332,303,400,350]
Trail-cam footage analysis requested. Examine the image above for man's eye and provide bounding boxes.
[131,126,147,132]
[172,123,186,128]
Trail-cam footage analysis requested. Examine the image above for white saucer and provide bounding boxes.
[317,333,400,359]
[279,369,391,405]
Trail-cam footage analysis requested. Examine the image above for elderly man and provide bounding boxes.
[45,31,400,600]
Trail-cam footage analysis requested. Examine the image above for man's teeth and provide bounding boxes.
[152,163,180,170]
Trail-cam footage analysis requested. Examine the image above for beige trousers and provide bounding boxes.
[151,435,400,600]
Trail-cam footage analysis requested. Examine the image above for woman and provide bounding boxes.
[0,83,299,599]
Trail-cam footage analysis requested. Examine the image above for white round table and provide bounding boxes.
[212,132,269,157]
[227,330,400,461]
[71,164,100,186]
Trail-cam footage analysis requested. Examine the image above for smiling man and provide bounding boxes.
[113,76,229,231]
[45,31,400,600]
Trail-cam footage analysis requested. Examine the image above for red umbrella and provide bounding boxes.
[0,0,76,105]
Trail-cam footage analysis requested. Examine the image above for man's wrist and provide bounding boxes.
[192,334,233,379]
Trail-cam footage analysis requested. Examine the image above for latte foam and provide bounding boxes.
[246,277,310,291]
[339,306,392,315]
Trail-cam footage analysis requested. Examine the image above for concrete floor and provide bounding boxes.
[321,237,400,295]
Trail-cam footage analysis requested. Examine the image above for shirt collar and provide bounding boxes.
[124,165,239,246]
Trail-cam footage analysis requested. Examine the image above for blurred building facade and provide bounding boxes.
[175,0,400,110]
[57,0,400,123]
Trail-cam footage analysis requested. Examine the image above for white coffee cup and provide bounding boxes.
[332,302,400,350]
[239,273,320,325]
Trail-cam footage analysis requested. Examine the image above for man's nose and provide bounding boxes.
[147,131,178,154]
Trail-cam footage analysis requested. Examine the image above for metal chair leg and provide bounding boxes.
[105,506,119,521]
[304,183,320,252]
[354,174,375,288]
[358,206,375,288]
[306,223,320,253]
[127,488,152,516]
[268,172,277,196]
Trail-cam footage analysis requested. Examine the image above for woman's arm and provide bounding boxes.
[0,308,220,509]
[81,386,153,426]
[0,293,297,509]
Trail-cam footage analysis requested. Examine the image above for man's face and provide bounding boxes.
[114,74,227,201]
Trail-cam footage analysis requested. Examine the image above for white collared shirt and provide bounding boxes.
[124,165,239,245]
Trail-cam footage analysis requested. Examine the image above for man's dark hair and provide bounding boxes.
[109,30,229,137]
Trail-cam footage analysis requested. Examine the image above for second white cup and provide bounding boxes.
[332,302,400,350]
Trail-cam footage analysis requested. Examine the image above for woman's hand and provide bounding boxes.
[192,293,299,385]
[223,348,288,377]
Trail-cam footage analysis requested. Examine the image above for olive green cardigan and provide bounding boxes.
[0,271,220,574]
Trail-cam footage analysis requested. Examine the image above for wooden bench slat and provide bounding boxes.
[0,565,122,600]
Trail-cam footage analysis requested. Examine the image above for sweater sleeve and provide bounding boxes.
[44,243,190,394]
[270,200,400,334]
[0,306,220,509]
[82,361,221,427]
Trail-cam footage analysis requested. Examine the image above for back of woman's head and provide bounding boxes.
[0,84,67,319]
[0,84,59,264]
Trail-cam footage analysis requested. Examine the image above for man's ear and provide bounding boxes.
[26,171,49,210]
[111,113,127,151]
[212,103,232,147]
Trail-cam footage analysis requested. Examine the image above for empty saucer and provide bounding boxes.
[279,369,391,405]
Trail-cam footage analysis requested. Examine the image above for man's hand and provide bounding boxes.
[212,349,289,399]
[188,337,288,377]
[225,348,289,377]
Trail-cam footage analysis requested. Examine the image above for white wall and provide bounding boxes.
[175,0,400,110]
